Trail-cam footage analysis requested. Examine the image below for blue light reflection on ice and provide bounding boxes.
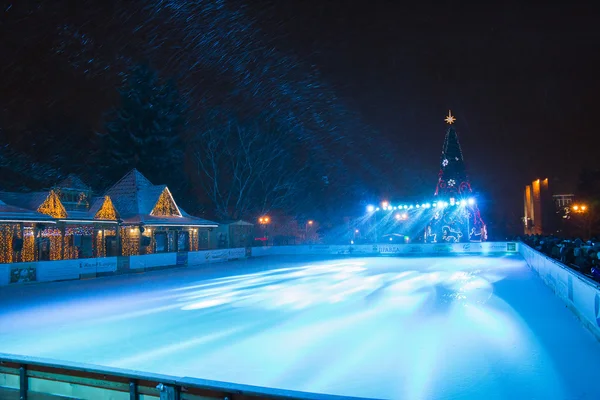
[1,255,599,399]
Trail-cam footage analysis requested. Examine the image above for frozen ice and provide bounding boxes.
[1,254,599,399]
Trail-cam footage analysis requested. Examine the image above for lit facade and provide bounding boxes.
[523,178,561,235]
[0,170,218,263]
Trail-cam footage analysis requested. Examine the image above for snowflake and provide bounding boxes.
[442,159,449,167]
[448,179,456,187]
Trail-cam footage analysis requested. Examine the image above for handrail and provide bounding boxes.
[0,352,381,400]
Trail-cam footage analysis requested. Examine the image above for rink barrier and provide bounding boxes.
[0,353,375,400]
[0,248,248,286]
[519,244,600,341]
[251,241,519,258]
[0,243,518,287]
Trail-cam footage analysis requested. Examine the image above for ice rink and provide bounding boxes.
[1,254,600,399]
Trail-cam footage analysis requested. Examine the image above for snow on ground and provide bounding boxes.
[1,254,600,399]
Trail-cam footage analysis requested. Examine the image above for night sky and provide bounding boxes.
[249,1,600,234]
[2,1,600,237]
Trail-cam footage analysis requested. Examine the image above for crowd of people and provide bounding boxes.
[519,235,600,282]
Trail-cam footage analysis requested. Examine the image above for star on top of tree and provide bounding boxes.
[444,110,456,124]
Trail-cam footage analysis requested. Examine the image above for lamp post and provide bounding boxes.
[306,220,314,243]
[258,216,270,246]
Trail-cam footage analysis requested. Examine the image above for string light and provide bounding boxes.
[41,227,62,261]
[151,188,181,217]
[142,228,154,254]
[22,227,35,262]
[121,227,139,256]
[0,224,14,264]
[37,190,68,218]
[95,196,118,220]
[189,228,199,251]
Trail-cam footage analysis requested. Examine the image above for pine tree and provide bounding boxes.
[100,64,186,187]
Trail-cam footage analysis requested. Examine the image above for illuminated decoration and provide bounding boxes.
[150,188,182,217]
[41,228,63,261]
[95,196,118,220]
[121,226,139,256]
[429,113,486,242]
[22,227,35,262]
[37,190,68,218]
[0,224,14,264]
[189,228,199,251]
[95,228,117,257]
[66,226,94,236]
[444,110,456,124]
[77,192,90,208]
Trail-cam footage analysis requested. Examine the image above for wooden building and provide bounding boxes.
[0,170,218,263]
[104,169,218,256]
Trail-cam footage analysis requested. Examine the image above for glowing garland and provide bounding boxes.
[151,188,181,217]
[37,190,68,218]
[40,228,62,260]
[22,227,35,262]
[190,229,199,251]
[0,224,14,264]
[121,227,139,256]
[95,196,118,220]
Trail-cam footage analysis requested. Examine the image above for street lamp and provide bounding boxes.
[258,216,270,245]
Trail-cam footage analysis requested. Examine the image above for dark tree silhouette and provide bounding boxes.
[99,64,187,188]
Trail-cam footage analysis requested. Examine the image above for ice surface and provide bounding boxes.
[1,254,600,399]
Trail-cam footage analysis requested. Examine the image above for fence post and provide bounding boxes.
[157,383,179,400]
[129,379,138,400]
[19,365,27,400]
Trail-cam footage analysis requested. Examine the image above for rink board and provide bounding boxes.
[519,244,600,341]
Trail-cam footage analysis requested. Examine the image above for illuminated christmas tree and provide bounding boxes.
[427,111,487,243]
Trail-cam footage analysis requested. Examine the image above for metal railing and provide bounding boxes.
[0,353,379,400]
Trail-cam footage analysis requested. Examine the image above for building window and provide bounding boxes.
[155,232,167,253]
[178,231,190,252]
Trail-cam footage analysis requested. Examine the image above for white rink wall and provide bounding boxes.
[0,242,518,287]
[0,248,250,286]
[520,244,600,341]
[251,241,519,257]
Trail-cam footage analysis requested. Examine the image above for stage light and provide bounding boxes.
[355,229,359,233]
[450,198,456,206]
[402,213,408,219]
[395,214,401,220]
[433,202,438,208]
[424,203,431,208]
[403,205,408,209]
[367,205,375,212]
[376,207,380,211]
[389,237,393,241]
[393,206,397,210]
[382,201,389,209]
[416,204,421,208]
[468,198,475,205]
[460,200,467,206]
[409,205,414,209]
